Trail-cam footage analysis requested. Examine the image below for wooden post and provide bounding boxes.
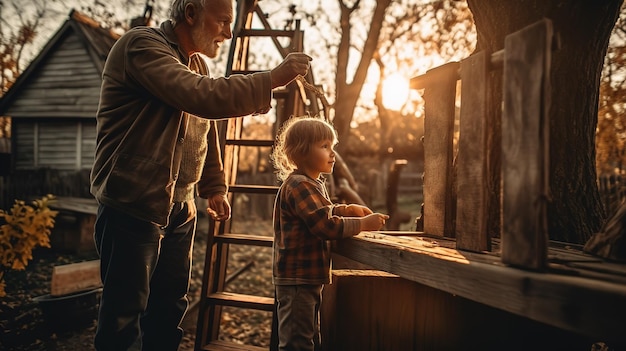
[455,51,494,252]
[386,159,411,230]
[501,19,553,270]
[421,62,459,237]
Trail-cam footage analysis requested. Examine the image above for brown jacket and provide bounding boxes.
[90,20,271,226]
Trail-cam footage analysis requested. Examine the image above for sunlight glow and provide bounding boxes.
[382,73,410,111]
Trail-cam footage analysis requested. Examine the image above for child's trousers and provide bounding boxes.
[275,284,323,351]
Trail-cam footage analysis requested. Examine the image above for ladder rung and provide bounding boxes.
[272,89,289,99]
[229,185,278,194]
[203,339,268,351]
[239,28,296,37]
[215,233,273,247]
[225,139,274,147]
[208,292,274,311]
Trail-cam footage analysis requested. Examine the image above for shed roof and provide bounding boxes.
[0,9,120,118]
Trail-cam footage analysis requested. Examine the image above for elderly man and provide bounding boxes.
[90,0,311,349]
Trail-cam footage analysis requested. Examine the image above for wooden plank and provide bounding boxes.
[410,50,502,89]
[51,196,98,215]
[456,51,491,252]
[422,61,459,237]
[501,19,553,270]
[333,233,626,343]
[50,260,101,296]
[203,340,268,351]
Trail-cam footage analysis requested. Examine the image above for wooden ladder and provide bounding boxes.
[194,1,327,350]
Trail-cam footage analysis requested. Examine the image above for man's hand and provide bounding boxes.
[270,52,312,88]
[207,193,231,221]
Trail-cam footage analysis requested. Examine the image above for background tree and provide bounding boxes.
[597,4,626,176]
[330,0,391,154]
[319,0,475,156]
[466,0,623,243]
[1,0,48,95]
[0,0,66,142]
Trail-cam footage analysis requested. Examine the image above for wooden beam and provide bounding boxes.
[50,260,101,296]
[422,62,459,237]
[409,50,503,90]
[51,196,98,215]
[501,19,553,270]
[456,51,491,252]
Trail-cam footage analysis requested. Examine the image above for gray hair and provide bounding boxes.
[169,0,206,26]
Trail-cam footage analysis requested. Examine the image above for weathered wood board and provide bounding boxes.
[51,260,101,296]
[501,19,553,270]
[456,50,491,252]
[421,62,459,237]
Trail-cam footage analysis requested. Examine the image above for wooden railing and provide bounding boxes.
[332,18,626,345]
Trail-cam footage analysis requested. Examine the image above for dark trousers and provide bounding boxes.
[93,201,196,351]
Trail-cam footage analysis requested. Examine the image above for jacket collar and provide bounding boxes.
[160,20,189,63]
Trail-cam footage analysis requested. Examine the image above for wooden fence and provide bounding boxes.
[0,169,92,209]
[410,18,556,269]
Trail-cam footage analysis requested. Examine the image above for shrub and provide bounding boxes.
[0,195,58,297]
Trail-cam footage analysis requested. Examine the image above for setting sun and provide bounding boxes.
[382,73,410,111]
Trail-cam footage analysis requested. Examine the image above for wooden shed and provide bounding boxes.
[0,10,119,204]
[0,10,119,252]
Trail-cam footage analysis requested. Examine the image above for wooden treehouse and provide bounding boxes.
[328,19,626,351]
[194,1,626,350]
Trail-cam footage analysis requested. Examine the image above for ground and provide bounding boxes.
[0,189,421,351]
[0,217,274,351]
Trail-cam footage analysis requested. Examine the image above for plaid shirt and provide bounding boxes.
[272,171,361,285]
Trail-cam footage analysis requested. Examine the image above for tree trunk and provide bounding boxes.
[467,0,623,243]
[333,0,392,155]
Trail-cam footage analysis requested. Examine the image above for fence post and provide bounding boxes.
[501,19,553,270]
[420,62,459,237]
[456,50,493,252]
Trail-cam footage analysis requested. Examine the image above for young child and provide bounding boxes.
[270,116,389,351]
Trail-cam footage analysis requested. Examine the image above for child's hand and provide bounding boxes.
[360,213,390,231]
[344,204,373,217]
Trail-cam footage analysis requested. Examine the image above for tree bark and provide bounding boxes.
[467,0,623,243]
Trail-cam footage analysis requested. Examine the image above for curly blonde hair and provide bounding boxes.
[271,116,338,182]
